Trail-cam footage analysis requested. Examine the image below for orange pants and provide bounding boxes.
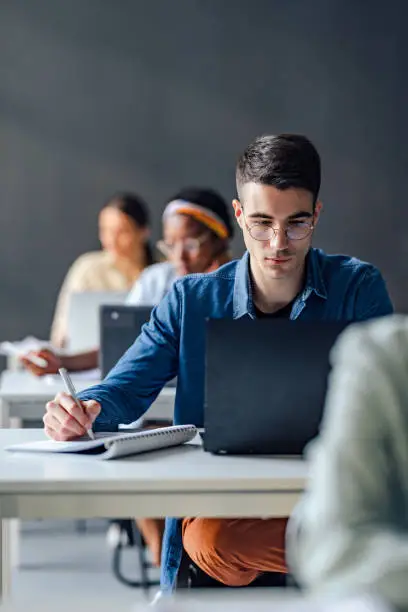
[182,517,288,587]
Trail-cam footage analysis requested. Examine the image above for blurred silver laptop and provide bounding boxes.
[66,291,128,351]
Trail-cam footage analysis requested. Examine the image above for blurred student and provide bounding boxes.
[127,186,233,303]
[288,315,408,612]
[21,187,233,376]
[50,192,153,349]
[22,187,234,568]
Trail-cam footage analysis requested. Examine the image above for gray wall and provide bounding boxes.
[0,0,407,340]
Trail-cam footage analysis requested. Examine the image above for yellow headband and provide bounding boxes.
[163,200,229,240]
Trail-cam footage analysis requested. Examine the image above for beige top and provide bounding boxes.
[50,251,141,348]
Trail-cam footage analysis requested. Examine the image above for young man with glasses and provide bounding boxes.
[43,134,393,592]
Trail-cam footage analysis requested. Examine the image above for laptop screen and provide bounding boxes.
[99,305,152,377]
[204,318,348,455]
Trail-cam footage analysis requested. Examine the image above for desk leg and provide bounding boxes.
[0,400,10,429]
[0,403,20,571]
[0,403,14,591]
[0,402,13,595]
[0,520,12,600]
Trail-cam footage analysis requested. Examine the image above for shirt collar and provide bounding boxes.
[303,248,327,301]
[233,248,327,319]
[233,252,254,319]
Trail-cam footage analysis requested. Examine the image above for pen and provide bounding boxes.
[58,367,95,439]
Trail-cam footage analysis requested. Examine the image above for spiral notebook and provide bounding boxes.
[6,425,197,460]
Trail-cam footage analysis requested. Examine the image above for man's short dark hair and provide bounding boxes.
[236,134,321,204]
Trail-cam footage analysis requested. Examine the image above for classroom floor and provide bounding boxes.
[12,519,160,604]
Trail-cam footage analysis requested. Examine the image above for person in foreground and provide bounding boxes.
[43,133,393,593]
[21,187,232,377]
[287,315,408,612]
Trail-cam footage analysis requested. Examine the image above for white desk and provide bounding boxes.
[0,590,303,612]
[0,371,175,426]
[151,592,391,612]
[0,591,392,612]
[0,371,174,576]
[0,591,302,612]
[0,429,307,598]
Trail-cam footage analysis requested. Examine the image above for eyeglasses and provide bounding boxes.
[157,233,211,257]
[244,216,314,242]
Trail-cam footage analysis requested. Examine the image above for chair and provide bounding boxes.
[109,519,159,595]
[109,425,169,595]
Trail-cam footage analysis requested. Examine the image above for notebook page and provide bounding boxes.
[6,438,106,453]
[6,427,197,455]
[5,431,124,453]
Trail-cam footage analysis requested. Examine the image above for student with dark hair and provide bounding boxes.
[43,134,393,592]
[49,192,153,349]
[236,134,321,198]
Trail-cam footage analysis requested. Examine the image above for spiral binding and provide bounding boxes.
[105,425,196,445]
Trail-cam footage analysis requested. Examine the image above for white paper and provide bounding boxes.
[0,336,52,356]
[6,432,123,454]
[6,438,104,454]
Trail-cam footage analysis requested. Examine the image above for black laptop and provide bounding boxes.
[99,305,152,377]
[204,318,348,455]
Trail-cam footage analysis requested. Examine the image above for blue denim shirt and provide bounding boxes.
[78,249,393,592]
